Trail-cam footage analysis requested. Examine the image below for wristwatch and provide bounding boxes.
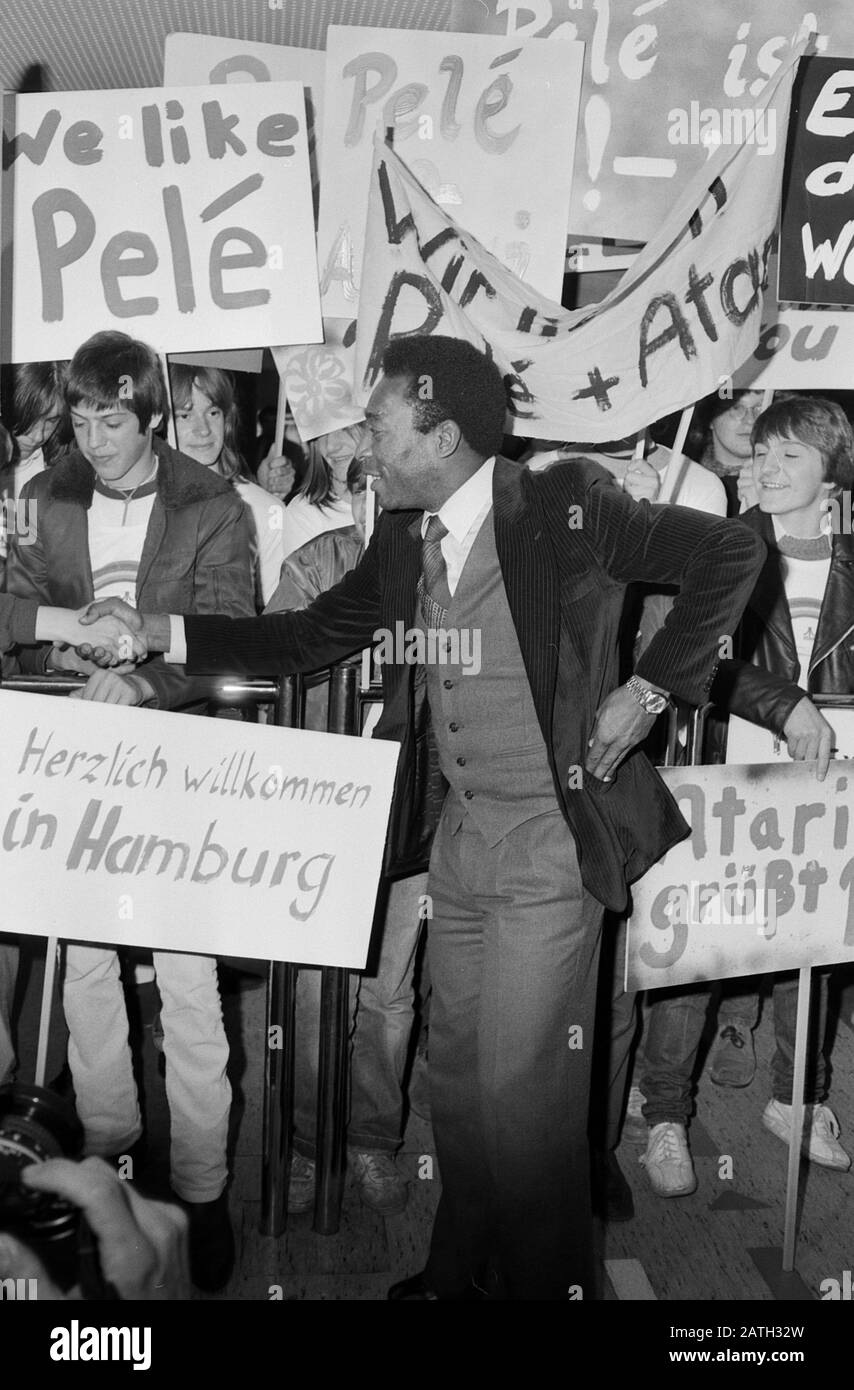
[626,675,670,715]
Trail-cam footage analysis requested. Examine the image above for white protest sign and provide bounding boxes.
[626,761,854,992]
[169,348,263,373]
[272,318,364,443]
[163,33,339,440]
[162,32,324,210]
[318,25,583,316]
[0,691,399,968]
[3,84,322,360]
[355,38,802,443]
[733,257,854,387]
[449,0,854,241]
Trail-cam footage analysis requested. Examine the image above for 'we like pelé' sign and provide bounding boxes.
[1,83,322,359]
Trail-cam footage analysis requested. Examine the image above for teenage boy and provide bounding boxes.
[5,331,255,1289]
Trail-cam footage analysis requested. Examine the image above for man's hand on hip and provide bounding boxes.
[585,685,658,782]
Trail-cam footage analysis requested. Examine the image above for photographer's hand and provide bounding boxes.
[0,1157,190,1300]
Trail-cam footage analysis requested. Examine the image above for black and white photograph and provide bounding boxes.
[0,0,851,1369]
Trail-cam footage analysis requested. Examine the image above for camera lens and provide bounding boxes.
[0,1083,85,1288]
[0,1083,83,1160]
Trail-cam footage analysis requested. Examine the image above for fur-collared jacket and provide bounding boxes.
[6,437,255,709]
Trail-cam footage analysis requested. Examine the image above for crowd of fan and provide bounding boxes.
[0,331,850,1292]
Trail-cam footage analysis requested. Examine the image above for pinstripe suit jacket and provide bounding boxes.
[184,457,765,911]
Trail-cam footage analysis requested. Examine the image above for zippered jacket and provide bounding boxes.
[711,502,854,731]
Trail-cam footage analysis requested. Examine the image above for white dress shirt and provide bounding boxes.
[420,456,495,596]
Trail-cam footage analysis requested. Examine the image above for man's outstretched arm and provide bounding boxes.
[0,592,145,665]
[81,524,387,676]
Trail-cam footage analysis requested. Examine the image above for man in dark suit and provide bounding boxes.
[85,336,765,1300]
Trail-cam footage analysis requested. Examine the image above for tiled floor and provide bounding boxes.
[12,940,854,1301]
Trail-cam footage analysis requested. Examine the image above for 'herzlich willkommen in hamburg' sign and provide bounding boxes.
[0,692,398,968]
[1,83,322,360]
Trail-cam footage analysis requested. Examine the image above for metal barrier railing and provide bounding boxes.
[0,663,374,1239]
[663,700,711,768]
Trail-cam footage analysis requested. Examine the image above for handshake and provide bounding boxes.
[69,598,150,668]
[39,600,164,707]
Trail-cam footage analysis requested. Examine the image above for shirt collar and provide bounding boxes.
[420,456,495,543]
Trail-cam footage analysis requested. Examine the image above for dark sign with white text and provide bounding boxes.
[779,55,854,305]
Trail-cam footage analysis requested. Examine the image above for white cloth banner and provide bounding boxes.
[355,39,806,442]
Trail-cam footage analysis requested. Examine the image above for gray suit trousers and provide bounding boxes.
[424,800,604,1300]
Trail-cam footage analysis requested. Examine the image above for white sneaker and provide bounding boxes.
[640,1121,698,1197]
[623,1085,648,1144]
[762,1100,851,1171]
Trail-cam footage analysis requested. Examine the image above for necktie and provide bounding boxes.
[419,514,450,628]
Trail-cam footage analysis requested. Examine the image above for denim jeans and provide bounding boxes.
[0,935,18,1085]
[63,943,231,1201]
[602,936,765,1146]
[294,871,427,1157]
[641,971,830,1126]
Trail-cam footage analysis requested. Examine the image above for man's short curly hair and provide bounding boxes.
[381,335,508,459]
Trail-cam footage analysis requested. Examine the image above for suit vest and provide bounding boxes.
[418,509,557,845]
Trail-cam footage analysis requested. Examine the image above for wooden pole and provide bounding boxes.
[661,404,695,504]
[34,937,58,1088]
[273,376,287,458]
[161,355,177,448]
[360,461,377,691]
[782,965,811,1271]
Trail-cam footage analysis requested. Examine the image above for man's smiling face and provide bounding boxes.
[363,375,448,513]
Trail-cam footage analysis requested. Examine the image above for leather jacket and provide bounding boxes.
[711,503,854,736]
